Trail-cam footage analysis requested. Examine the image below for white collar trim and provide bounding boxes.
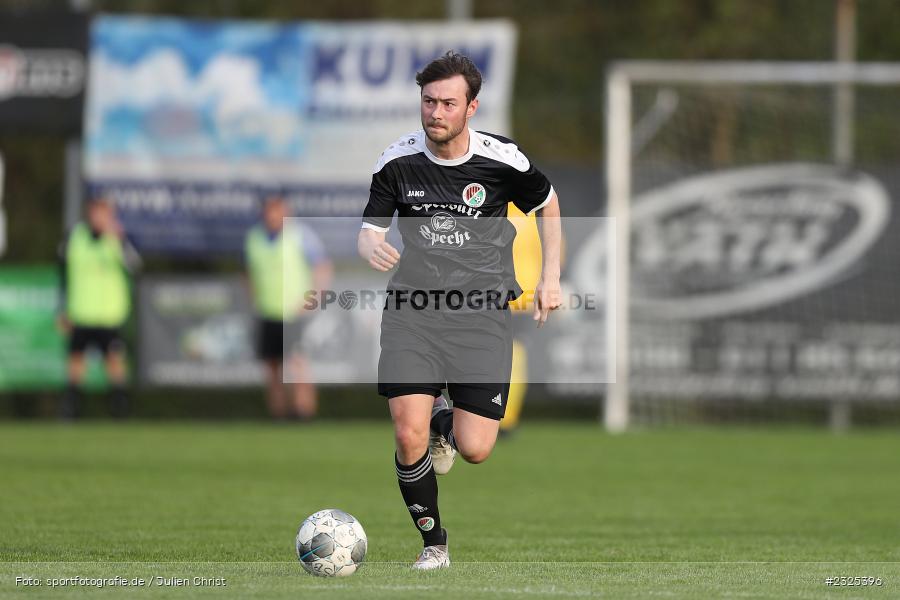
[422,128,475,166]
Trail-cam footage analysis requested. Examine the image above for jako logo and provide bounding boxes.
[572,164,890,319]
[407,190,425,197]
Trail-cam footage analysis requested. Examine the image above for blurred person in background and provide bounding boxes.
[58,196,141,419]
[245,194,332,422]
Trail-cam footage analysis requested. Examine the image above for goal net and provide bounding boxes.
[604,62,900,430]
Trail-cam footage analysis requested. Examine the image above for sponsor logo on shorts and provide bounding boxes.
[491,393,502,406]
[462,183,487,208]
[417,517,435,531]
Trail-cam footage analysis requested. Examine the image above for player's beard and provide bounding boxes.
[424,117,467,145]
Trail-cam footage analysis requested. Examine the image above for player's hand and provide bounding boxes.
[359,229,400,271]
[533,276,561,327]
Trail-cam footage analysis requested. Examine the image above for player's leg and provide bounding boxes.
[379,308,448,567]
[264,359,287,419]
[428,394,456,474]
[284,320,316,420]
[433,386,505,464]
[434,309,512,463]
[61,327,88,419]
[258,319,288,419]
[102,331,130,418]
[450,406,501,463]
[389,391,450,568]
[286,354,317,420]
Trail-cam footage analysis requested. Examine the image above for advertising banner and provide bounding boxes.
[0,266,108,391]
[0,12,88,134]
[139,274,385,388]
[138,276,262,386]
[85,16,517,257]
[565,163,900,402]
[0,266,64,390]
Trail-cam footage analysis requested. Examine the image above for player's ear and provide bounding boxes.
[467,98,478,119]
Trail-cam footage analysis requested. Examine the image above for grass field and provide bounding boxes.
[1,422,899,599]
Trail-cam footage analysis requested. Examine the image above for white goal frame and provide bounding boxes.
[604,61,900,432]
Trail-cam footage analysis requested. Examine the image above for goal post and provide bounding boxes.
[604,61,900,432]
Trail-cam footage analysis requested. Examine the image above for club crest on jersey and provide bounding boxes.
[462,183,487,208]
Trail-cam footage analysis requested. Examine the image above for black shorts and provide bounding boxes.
[258,318,309,360]
[377,306,513,421]
[69,326,124,355]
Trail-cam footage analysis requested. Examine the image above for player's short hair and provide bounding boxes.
[415,50,482,104]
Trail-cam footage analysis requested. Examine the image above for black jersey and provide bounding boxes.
[362,128,554,298]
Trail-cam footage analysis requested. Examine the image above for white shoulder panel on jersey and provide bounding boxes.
[373,130,426,174]
[471,130,531,173]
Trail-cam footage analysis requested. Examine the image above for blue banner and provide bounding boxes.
[84,16,517,257]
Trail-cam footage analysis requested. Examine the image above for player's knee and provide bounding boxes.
[458,443,493,464]
[394,424,428,459]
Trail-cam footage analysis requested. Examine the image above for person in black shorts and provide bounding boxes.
[357,51,562,569]
[245,195,332,421]
[58,197,141,419]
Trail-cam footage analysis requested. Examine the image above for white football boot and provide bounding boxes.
[429,395,456,475]
[412,529,450,570]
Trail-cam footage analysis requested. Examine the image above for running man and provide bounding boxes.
[358,51,562,569]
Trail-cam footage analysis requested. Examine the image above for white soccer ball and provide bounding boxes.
[295,509,367,577]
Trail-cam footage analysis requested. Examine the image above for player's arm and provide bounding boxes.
[534,192,562,326]
[358,227,400,272]
[360,151,401,272]
[508,142,561,326]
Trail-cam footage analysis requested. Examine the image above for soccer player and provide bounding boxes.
[358,51,562,569]
[245,195,332,421]
[58,196,140,419]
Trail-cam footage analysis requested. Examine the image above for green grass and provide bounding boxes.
[1,423,899,598]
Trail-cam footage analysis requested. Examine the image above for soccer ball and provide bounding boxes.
[295,509,367,577]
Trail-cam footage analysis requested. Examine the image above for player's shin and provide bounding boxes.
[395,451,446,546]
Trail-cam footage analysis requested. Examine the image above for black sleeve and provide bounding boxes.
[362,162,397,230]
[511,154,554,215]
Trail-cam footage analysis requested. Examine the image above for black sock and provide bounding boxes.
[430,409,457,450]
[61,384,82,419]
[395,451,446,547]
